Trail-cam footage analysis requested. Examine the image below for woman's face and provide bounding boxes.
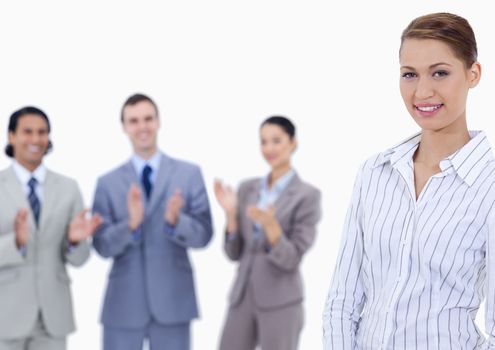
[260,124,296,169]
[399,38,481,132]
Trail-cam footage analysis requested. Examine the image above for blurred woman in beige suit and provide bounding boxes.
[214,116,321,350]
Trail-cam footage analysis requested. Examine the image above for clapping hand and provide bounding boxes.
[127,184,144,230]
[214,179,237,216]
[246,205,282,246]
[165,189,185,226]
[14,208,30,248]
[214,179,238,234]
[68,209,103,244]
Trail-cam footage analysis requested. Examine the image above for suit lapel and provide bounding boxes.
[273,173,301,219]
[122,161,140,187]
[2,167,36,230]
[146,153,175,217]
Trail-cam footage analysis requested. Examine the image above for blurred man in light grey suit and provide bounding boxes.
[92,94,213,350]
[0,106,102,350]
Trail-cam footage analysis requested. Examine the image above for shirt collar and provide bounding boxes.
[372,132,421,169]
[260,169,296,193]
[441,131,493,186]
[131,151,162,177]
[12,160,46,186]
[374,130,494,186]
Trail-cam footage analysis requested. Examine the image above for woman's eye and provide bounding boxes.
[433,70,449,78]
[401,72,416,79]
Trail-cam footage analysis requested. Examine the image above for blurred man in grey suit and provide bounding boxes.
[0,106,102,350]
[92,94,213,350]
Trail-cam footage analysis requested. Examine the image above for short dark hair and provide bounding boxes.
[260,115,296,139]
[120,93,159,122]
[5,106,53,158]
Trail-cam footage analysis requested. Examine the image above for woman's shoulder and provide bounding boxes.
[237,177,261,194]
[295,175,321,198]
[354,153,388,178]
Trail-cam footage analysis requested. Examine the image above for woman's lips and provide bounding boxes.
[415,103,444,117]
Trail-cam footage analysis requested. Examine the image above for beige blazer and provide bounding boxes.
[0,166,90,339]
[224,173,321,309]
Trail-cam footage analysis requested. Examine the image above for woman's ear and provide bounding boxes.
[469,61,482,88]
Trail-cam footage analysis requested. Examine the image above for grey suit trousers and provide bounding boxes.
[0,315,65,350]
[219,284,303,350]
[103,322,190,350]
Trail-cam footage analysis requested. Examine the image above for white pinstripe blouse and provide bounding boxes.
[323,131,495,350]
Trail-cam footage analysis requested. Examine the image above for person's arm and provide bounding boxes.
[223,186,244,261]
[0,208,30,267]
[323,165,366,350]
[264,188,321,272]
[223,218,244,261]
[92,179,141,258]
[484,212,495,349]
[0,232,25,268]
[61,183,90,266]
[164,167,213,249]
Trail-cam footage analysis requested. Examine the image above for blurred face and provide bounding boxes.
[399,38,480,132]
[8,114,50,171]
[122,100,160,155]
[260,123,296,169]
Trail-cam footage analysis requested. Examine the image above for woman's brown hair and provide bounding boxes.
[400,12,477,68]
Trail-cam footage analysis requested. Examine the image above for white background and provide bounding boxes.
[1,1,494,349]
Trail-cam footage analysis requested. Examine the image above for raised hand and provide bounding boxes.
[165,189,185,226]
[246,205,282,245]
[214,179,238,216]
[14,208,30,248]
[214,179,239,234]
[68,209,103,244]
[127,183,144,231]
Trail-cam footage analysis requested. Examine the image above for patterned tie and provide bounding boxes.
[28,177,41,226]
[141,165,153,200]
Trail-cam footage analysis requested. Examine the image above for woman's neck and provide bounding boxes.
[415,119,470,168]
[269,163,292,188]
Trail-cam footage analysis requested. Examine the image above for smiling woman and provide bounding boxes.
[323,13,495,350]
[214,116,322,350]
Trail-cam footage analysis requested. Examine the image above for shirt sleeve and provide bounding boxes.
[484,211,495,349]
[265,188,321,272]
[323,163,367,350]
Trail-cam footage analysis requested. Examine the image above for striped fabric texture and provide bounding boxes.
[323,131,495,350]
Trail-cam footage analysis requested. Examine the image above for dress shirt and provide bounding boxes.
[131,151,162,185]
[252,169,295,240]
[226,169,296,243]
[130,152,177,237]
[130,152,162,239]
[12,160,46,203]
[323,131,495,350]
[258,169,296,210]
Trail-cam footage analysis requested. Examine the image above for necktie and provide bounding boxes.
[28,177,41,226]
[141,165,153,200]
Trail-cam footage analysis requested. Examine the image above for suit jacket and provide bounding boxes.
[225,173,321,309]
[92,152,213,328]
[0,166,90,339]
